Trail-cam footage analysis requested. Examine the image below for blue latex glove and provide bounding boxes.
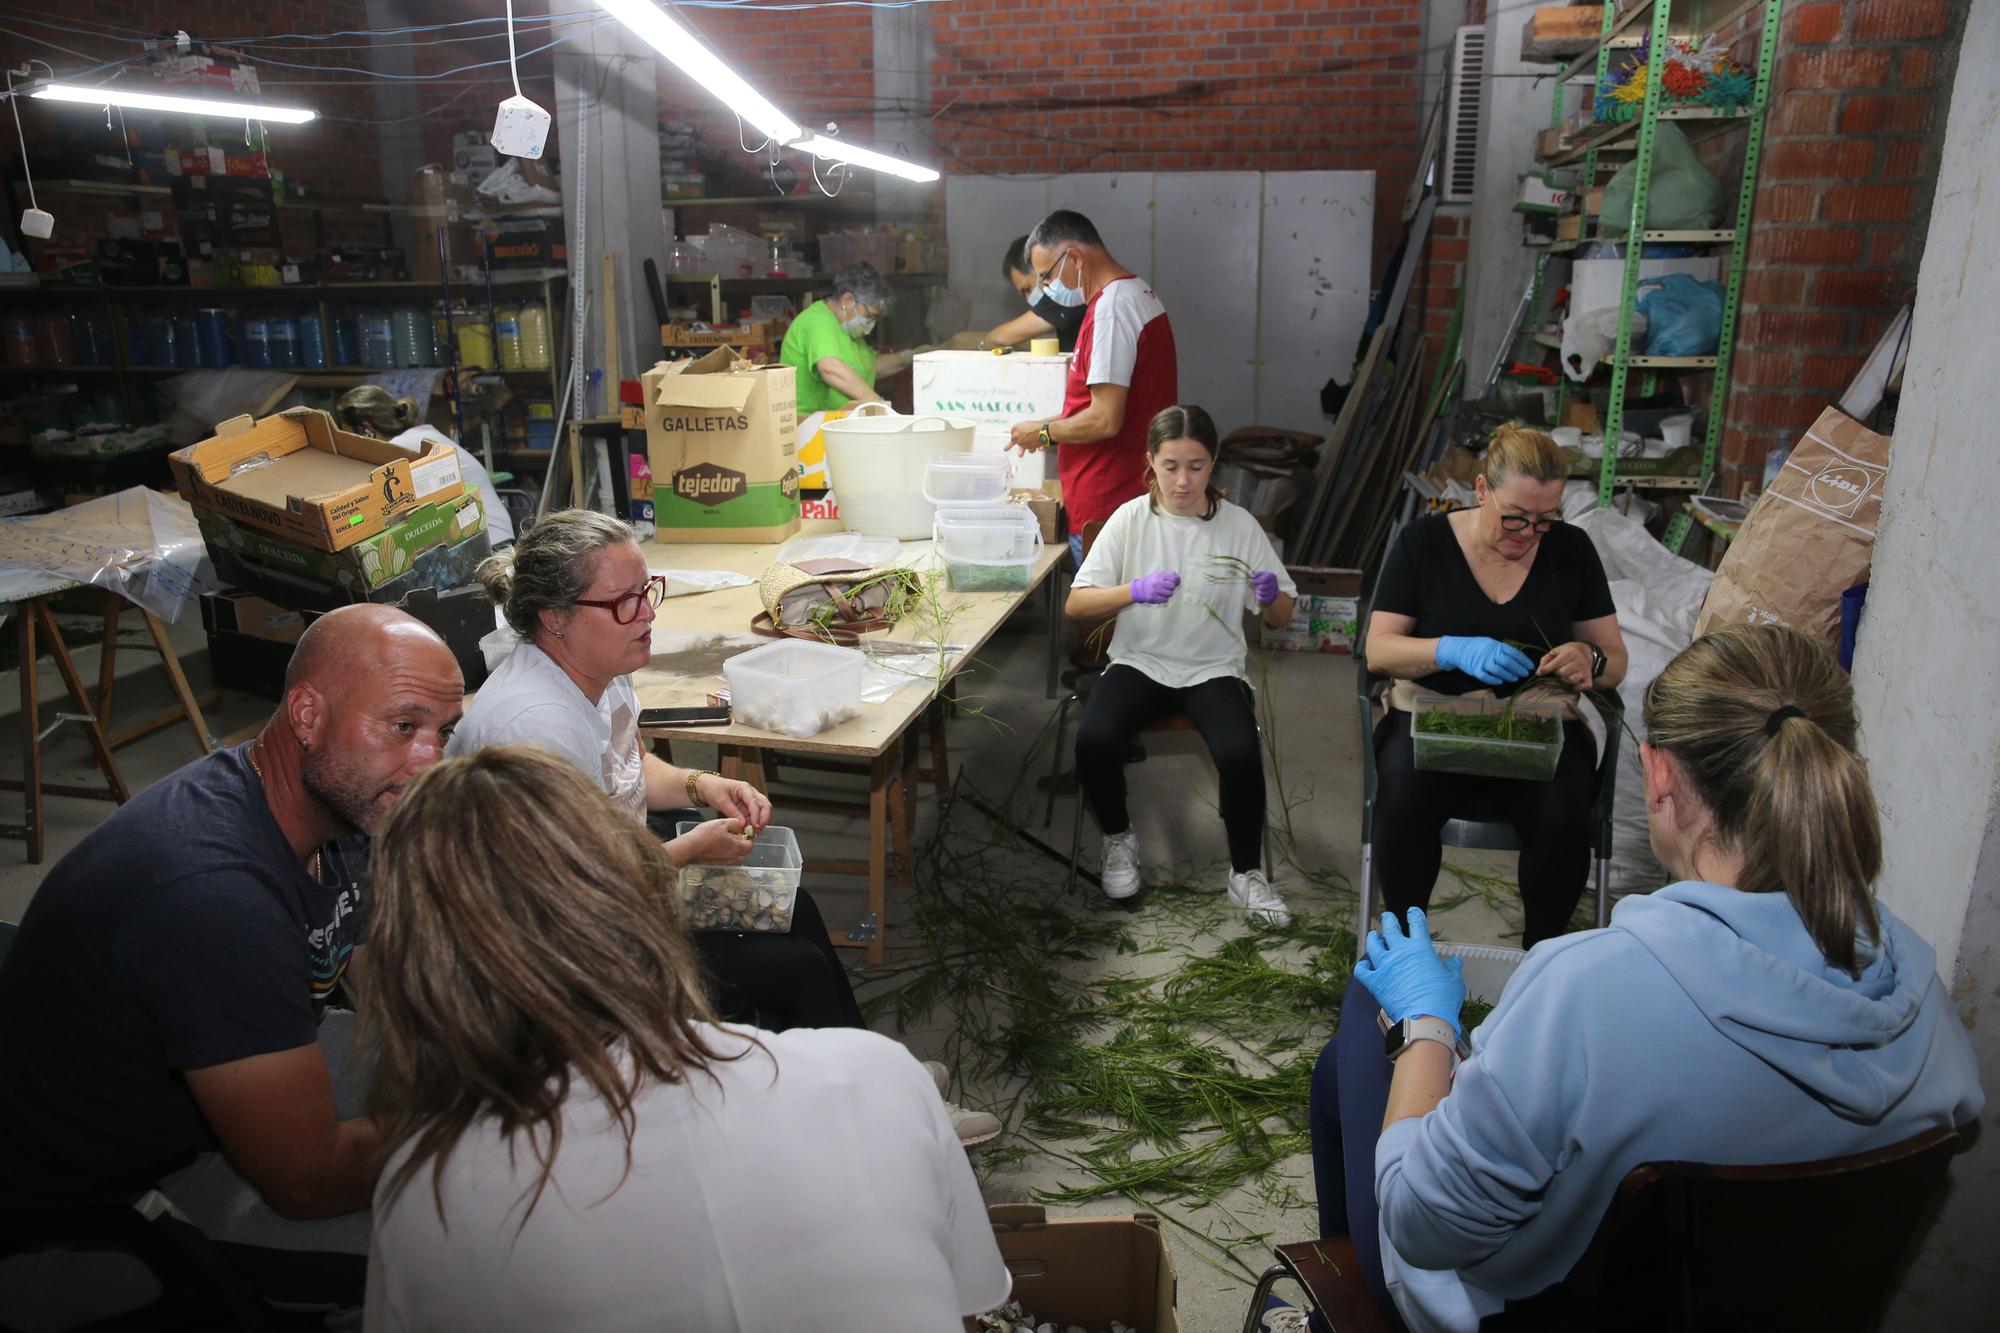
[1250,570,1282,606]
[1354,908,1467,1037]
[1435,635,1535,686]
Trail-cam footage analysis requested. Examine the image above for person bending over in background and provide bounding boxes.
[0,606,463,1320]
[1008,209,1178,564]
[980,233,1085,352]
[447,509,999,1144]
[360,746,1012,1331]
[1309,625,1982,1331]
[780,261,916,415]
[1066,405,1296,929]
[1365,422,1628,948]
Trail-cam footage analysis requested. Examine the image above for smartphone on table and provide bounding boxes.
[639,706,733,728]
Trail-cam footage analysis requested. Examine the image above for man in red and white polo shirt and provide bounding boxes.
[1008,210,1178,563]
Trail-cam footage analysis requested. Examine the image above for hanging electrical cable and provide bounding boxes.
[491,0,554,159]
[5,64,54,237]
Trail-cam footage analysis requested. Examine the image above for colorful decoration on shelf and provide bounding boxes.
[1595,33,1752,123]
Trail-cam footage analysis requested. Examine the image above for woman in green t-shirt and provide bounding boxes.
[781,262,915,415]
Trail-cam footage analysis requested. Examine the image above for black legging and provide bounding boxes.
[1075,665,1265,872]
[647,811,865,1031]
[1372,709,1596,948]
[692,886,866,1031]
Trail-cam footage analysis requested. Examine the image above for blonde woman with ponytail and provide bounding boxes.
[1065,404,1298,928]
[1306,625,1982,1332]
[333,385,514,548]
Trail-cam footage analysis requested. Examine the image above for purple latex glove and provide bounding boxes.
[1251,570,1282,606]
[1128,570,1181,605]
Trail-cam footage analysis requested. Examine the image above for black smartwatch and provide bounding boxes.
[1587,644,1608,682]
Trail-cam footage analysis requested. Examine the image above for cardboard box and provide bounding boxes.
[169,409,467,552]
[987,1206,1178,1333]
[1581,185,1606,217]
[481,213,568,270]
[659,320,778,349]
[196,491,486,591]
[1012,481,1064,546]
[643,348,801,543]
[1262,566,1363,654]
[1522,5,1609,61]
[913,349,1070,490]
[199,589,309,644]
[1556,213,1584,241]
[1536,127,1566,160]
[1514,175,1573,215]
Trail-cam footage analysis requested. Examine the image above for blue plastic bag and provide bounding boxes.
[1635,274,1725,357]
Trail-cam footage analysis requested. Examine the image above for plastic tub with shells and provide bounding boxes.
[673,822,803,932]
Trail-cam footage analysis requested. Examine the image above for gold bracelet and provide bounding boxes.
[686,769,717,807]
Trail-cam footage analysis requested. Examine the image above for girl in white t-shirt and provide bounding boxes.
[1067,405,1298,928]
[361,747,1011,1331]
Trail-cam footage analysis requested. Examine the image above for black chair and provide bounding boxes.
[0,920,290,1331]
[1354,642,1622,954]
[1244,1124,1965,1332]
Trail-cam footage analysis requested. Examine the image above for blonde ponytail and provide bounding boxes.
[1643,625,1883,975]
[1482,420,1567,487]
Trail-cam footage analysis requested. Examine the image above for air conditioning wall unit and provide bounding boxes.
[1442,26,1486,205]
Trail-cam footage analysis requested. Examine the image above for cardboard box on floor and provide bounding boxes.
[1264,566,1363,654]
[643,347,801,543]
[988,1205,1179,1333]
[169,408,466,551]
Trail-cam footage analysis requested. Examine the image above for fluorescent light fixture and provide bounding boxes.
[801,134,939,183]
[33,83,317,125]
[592,0,800,144]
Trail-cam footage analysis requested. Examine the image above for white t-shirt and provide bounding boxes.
[364,1025,1011,1332]
[445,640,646,818]
[1072,495,1295,688]
[391,424,516,547]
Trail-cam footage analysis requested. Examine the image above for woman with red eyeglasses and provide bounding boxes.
[444,511,875,1031]
[1365,424,1629,947]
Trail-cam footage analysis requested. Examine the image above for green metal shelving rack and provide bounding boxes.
[1520,0,1783,552]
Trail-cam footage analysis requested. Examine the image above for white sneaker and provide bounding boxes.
[1099,831,1141,900]
[1228,868,1291,930]
[918,1060,1001,1148]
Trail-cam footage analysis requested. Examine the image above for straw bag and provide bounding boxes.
[753,558,921,645]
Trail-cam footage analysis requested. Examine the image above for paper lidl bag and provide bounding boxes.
[1694,407,1891,648]
[643,348,801,543]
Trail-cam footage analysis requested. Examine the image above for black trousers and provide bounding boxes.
[1371,709,1597,948]
[691,886,866,1031]
[647,811,864,1031]
[1074,664,1266,873]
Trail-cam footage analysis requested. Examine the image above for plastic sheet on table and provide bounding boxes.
[860,646,964,703]
[0,487,219,625]
[650,567,755,598]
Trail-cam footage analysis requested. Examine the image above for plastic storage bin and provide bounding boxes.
[1436,941,1526,1033]
[674,822,803,932]
[933,504,1041,592]
[723,639,865,738]
[923,452,1011,506]
[1410,692,1566,782]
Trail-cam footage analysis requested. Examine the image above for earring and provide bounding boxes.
[551,629,565,639]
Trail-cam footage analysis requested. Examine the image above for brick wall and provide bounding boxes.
[657,0,1429,272]
[1718,0,1964,493]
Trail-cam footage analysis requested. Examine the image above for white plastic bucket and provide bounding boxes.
[821,405,977,539]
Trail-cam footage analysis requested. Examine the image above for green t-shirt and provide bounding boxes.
[782,299,875,415]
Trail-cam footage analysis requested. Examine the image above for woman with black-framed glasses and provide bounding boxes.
[1363,423,1629,947]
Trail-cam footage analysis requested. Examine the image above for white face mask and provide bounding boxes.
[839,298,875,338]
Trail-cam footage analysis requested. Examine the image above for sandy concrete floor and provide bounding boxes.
[0,593,1533,1330]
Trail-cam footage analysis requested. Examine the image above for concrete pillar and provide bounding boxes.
[871,3,935,346]
[554,23,666,391]
[1850,0,2000,1319]
[1461,0,1548,390]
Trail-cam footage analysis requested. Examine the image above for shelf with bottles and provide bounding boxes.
[30,178,387,213]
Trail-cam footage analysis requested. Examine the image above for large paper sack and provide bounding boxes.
[1695,407,1890,647]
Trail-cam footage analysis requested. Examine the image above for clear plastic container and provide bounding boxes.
[723,639,865,738]
[923,452,1011,505]
[674,822,803,932]
[933,504,1041,591]
[1410,692,1566,782]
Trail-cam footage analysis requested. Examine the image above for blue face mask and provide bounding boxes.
[1041,252,1085,308]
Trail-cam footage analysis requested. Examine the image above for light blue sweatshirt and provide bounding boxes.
[1374,881,1984,1333]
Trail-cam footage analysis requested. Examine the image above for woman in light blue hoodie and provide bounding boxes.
[1310,624,1983,1333]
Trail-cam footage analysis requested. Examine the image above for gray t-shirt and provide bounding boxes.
[446,640,646,817]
